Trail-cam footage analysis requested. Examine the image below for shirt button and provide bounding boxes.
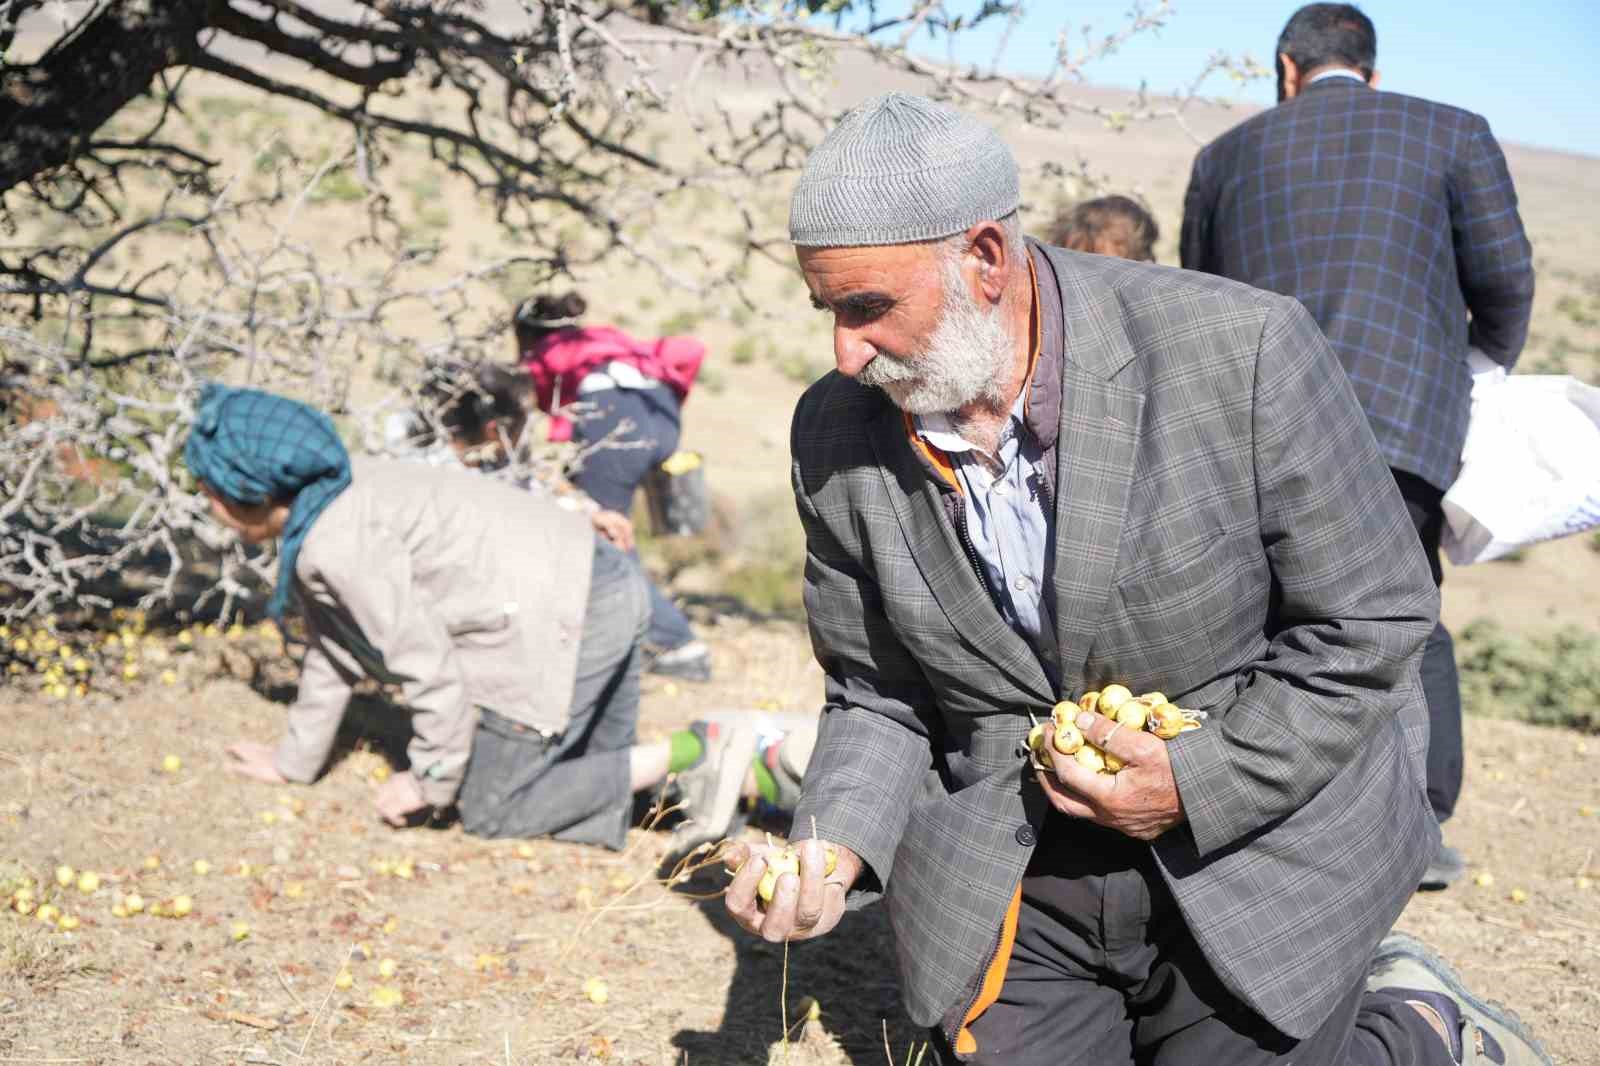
[1015,825,1037,846]
[1013,576,1029,591]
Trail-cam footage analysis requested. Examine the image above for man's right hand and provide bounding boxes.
[722,836,860,943]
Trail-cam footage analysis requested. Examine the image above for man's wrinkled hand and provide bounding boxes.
[225,740,287,785]
[723,837,860,944]
[1034,711,1186,841]
[374,771,428,827]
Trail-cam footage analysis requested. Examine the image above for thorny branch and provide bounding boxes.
[1,0,1265,620]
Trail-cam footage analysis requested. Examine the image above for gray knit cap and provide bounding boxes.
[789,92,1020,248]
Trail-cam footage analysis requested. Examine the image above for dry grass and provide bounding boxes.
[1,616,1597,1065]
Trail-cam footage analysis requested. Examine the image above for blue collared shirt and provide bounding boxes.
[915,394,1054,659]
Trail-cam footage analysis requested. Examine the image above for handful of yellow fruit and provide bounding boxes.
[733,840,841,908]
[1026,684,1204,775]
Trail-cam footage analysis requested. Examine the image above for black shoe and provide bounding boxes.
[1419,841,1466,891]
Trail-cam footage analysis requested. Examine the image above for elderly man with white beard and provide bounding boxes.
[719,92,1553,1066]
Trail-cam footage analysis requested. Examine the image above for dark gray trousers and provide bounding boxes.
[456,538,650,850]
[1391,469,1464,824]
[932,821,1453,1066]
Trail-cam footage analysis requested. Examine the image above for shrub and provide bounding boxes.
[1457,620,1600,733]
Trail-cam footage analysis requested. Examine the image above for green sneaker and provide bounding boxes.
[669,720,757,855]
[1367,933,1553,1065]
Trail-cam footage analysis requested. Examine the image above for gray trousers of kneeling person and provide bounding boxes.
[457,538,650,851]
[932,817,1455,1066]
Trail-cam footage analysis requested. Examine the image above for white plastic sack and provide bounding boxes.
[1441,350,1600,565]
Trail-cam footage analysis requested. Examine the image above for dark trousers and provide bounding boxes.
[932,822,1452,1066]
[568,386,696,652]
[1391,469,1464,824]
[456,539,650,850]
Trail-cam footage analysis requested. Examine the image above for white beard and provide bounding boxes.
[857,254,1014,415]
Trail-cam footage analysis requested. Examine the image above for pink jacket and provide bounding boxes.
[520,325,706,442]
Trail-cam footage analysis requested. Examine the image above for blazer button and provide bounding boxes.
[1015,825,1037,847]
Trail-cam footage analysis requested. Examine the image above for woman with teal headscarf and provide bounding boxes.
[185,384,758,849]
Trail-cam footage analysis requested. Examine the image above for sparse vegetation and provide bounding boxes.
[1458,621,1600,733]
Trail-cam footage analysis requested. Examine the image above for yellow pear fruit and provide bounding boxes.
[57,914,80,931]
[1077,690,1101,715]
[334,970,354,990]
[377,958,398,979]
[1103,751,1126,774]
[1052,722,1085,756]
[1026,722,1049,753]
[76,871,100,894]
[123,893,145,915]
[756,849,803,904]
[1148,703,1186,740]
[171,895,193,918]
[192,859,211,876]
[370,986,403,1009]
[1098,685,1132,715]
[231,920,250,941]
[583,977,609,1005]
[55,864,75,888]
[1115,701,1150,731]
[1051,700,1078,727]
[1073,745,1107,773]
[1137,692,1168,707]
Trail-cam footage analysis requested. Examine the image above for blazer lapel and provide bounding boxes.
[866,404,1055,706]
[1036,248,1147,693]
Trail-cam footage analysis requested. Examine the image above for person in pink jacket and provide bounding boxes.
[515,291,711,682]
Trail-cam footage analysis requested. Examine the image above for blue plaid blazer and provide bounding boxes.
[1181,77,1535,492]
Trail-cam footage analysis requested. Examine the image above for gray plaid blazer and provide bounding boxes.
[789,242,1441,1042]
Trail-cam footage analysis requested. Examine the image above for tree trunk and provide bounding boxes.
[0,0,212,193]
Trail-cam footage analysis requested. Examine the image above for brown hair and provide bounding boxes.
[1047,196,1160,263]
[512,290,588,348]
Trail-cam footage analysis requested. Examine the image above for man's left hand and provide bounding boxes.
[1035,711,1186,841]
[374,771,429,827]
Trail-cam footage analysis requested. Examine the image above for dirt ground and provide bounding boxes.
[1,613,1597,1066]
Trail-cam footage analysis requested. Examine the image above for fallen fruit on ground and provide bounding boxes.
[371,986,403,1008]
[162,754,182,773]
[231,921,250,941]
[377,958,398,979]
[583,977,609,1005]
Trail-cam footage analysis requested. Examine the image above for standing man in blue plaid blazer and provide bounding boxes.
[1181,3,1536,890]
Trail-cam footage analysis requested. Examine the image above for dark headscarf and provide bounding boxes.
[184,384,352,618]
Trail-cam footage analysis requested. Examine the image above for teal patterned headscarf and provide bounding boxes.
[184,385,352,618]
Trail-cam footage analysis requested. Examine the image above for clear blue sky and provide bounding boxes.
[909,1,1598,157]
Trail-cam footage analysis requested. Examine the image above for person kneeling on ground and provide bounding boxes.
[186,384,743,848]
